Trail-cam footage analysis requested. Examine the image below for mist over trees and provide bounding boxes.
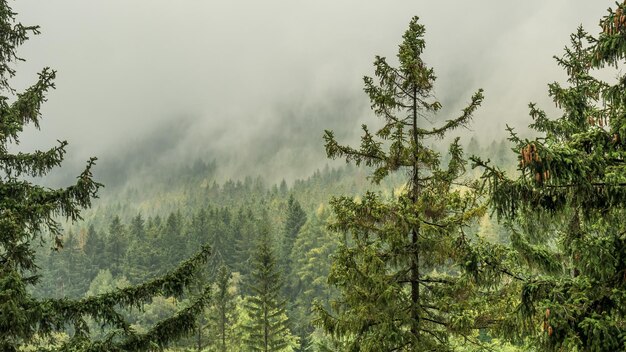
[4,1,626,351]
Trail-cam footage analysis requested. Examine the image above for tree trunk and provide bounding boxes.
[221,306,226,352]
[410,85,421,341]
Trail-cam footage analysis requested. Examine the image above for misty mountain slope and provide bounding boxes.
[63,130,512,231]
[31,137,517,351]
[41,93,372,192]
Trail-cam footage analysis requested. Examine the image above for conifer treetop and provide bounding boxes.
[473,25,626,220]
[325,16,484,185]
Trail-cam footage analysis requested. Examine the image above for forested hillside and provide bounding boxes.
[4,1,626,351]
[28,137,511,351]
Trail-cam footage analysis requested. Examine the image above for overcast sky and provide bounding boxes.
[9,1,614,183]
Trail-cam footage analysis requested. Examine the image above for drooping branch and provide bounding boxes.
[415,90,484,138]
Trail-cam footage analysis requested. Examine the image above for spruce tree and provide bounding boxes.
[104,215,127,277]
[0,2,212,350]
[280,194,307,269]
[162,211,185,266]
[232,207,257,279]
[212,207,233,264]
[315,17,506,351]
[211,265,237,352]
[290,205,339,351]
[188,208,211,257]
[58,229,90,298]
[243,220,295,351]
[474,16,626,350]
[84,224,105,271]
[281,194,307,304]
[129,214,146,240]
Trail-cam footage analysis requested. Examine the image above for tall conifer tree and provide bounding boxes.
[315,17,504,351]
[290,206,339,351]
[280,194,307,271]
[475,12,626,349]
[211,265,237,352]
[244,219,295,351]
[104,215,127,277]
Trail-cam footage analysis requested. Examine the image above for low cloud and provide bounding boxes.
[9,0,613,185]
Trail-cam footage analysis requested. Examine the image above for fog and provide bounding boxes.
[9,1,612,186]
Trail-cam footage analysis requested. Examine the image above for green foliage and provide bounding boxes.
[243,216,298,351]
[33,174,364,351]
[474,15,626,351]
[207,266,238,352]
[0,2,213,350]
[280,194,307,275]
[86,269,129,297]
[0,1,100,349]
[104,216,128,277]
[288,205,340,350]
[315,16,508,351]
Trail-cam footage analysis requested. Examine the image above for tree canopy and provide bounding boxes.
[473,2,626,349]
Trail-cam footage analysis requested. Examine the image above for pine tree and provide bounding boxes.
[125,239,153,284]
[186,261,213,352]
[212,207,233,264]
[474,17,626,350]
[279,179,289,196]
[315,17,504,351]
[243,219,296,351]
[0,2,212,350]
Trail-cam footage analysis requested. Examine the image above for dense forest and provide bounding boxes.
[3,1,626,351]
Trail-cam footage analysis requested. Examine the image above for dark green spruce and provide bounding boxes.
[474,10,626,350]
[0,2,212,350]
[244,215,296,351]
[211,265,237,352]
